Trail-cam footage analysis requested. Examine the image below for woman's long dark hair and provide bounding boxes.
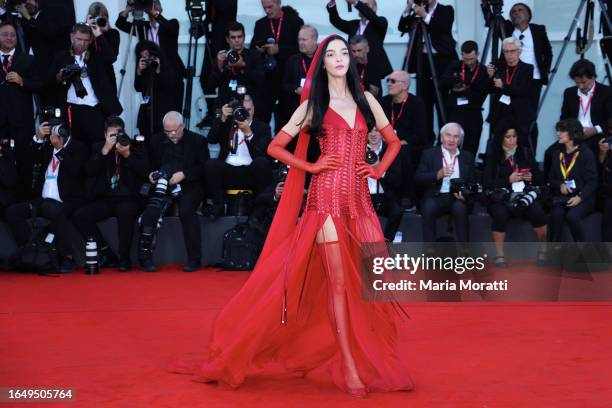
[303,35,376,137]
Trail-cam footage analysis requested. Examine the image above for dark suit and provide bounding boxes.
[90,28,120,96]
[441,62,489,156]
[147,130,210,262]
[282,53,313,117]
[72,141,151,262]
[205,118,272,202]
[399,4,459,144]
[500,22,553,86]
[488,61,536,152]
[48,35,123,147]
[328,1,392,77]
[6,137,87,257]
[0,144,18,211]
[0,49,42,198]
[369,143,403,241]
[415,146,474,242]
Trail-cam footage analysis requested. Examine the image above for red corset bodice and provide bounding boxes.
[305,107,376,218]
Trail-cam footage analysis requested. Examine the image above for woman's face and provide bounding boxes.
[502,129,518,149]
[557,130,571,144]
[323,39,350,78]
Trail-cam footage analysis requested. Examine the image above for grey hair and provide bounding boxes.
[502,36,522,51]
[349,34,369,47]
[440,122,465,144]
[162,111,184,125]
[300,24,318,39]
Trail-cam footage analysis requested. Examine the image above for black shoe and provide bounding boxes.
[140,259,157,272]
[117,259,132,272]
[98,248,118,268]
[182,259,200,272]
[59,257,76,273]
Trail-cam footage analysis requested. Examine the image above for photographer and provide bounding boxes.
[116,0,185,97]
[483,119,547,267]
[250,166,286,230]
[11,0,71,106]
[0,21,42,198]
[441,41,489,157]
[282,25,317,124]
[399,0,458,144]
[598,127,612,242]
[0,138,17,215]
[415,123,475,242]
[327,0,392,78]
[48,23,122,148]
[251,0,303,127]
[5,121,87,272]
[366,128,403,242]
[143,111,209,272]
[349,35,383,97]
[86,2,120,96]
[487,37,536,152]
[72,116,150,272]
[204,22,264,116]
[548,119,597,243]
[134,40,182,143]
[381,70,426,209]
[205,94,272,218]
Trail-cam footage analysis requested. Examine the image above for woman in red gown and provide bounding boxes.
[173,35,414,397]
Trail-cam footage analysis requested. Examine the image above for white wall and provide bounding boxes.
[84,0,608,160]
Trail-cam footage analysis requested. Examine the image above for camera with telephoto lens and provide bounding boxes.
[115,129,131,147]
[60,64,88,98]
[143,57,159,70]
[450,178,482,198]
[228,85,249,122]
[260,38,278,72]
[140,170,181,198]
[365,147,378,165]
[226,50,240,65]
[486,187,511,203]
[511,185,544,211]
[186,0,206,22]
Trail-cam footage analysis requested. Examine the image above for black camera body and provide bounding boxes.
[115,130,131,147]
[450,178,482,198]
[228,86,249,122]
[414,0,427,6]
[365,147,378,165]
[40,107,64,127]
[0,138,15,158]
[127,0,153,10]
[143,58,159,70]
[61,64,83,82]
[452,72,469,90]
[260,38,278,72]
[226,50,240,65]
[6,0,26,14]
[94,16,107,27]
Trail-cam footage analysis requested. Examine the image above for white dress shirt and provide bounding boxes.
[66,54,99,107]
[226,121,254,167]
[423,2,438,54]
[513,26,540,80]
[577,83,602,133]
[440,146,460,193]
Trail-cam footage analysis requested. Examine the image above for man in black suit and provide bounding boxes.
[487,37,536,153]
[204,22,264,117]
[349,35,383,97]
[12,0,71,107]
[544,59,612,178]
[205,94,272,218]
[5,121,87,272]
[441,40,489,157]
[282,25,317,119]
[251,0,303,128]
[367,128,403,241]
[116,0,185,99]
[143,111,210,272]
[399,0,458,145]
[48,23,122,149]
[0,137,17,216]
[381,70,427,207]
[327,0,392,78]
[415,123,474,242]
[72,116,150,272]
[0,22,42,197]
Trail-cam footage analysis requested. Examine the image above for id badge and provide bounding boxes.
[141,95,150,105]
[441,177,451,193]
[300,78,306,87]
[457,97,469,106]
[45,174,57,181]
[512,181,525,192]
[565,179,577,189]
[499,94,512,105]
[229,80,238,92]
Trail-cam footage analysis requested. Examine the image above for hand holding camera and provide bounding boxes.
[220,104,233,123]
[36,122,51,141]
[14,2,30,20]
[102,131,117,155]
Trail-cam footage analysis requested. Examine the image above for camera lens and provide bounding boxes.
[95,16,107,27]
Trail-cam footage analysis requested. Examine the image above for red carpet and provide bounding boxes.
[1,267,612,407]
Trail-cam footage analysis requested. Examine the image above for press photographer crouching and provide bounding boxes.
[250,164,287,229]
[483,119,547,267]
[5,120,87,272]
[72,117,150,272]
[49,23,122,148]
[548,119,598,243]
[134,40,182,143]
[415,123,476,243]
[205,92,272,218]
[141,111,210,272]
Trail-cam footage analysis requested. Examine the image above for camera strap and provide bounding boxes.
[391,95,409,128]
[268,11,285,46]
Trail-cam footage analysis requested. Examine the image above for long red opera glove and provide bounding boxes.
[268,129,341,174]
[374,124,401,178]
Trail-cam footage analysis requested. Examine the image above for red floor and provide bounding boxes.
[1,267,612,408]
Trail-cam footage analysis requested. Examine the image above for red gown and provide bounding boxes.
[173,107,414,393]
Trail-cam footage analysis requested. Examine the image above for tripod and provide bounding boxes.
[402,15,447,134]
[480,2,507,66]
[182,1,207,130]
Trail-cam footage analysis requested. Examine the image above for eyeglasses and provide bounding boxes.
[163,125,182,135]
[386,78,407,84]
[503,48,520,54]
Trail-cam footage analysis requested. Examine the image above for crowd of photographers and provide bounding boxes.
[2,0,612,272]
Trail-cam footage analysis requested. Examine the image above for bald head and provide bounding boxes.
[387,70,410,98]
[298,25,318,57]
[162,111,185,143]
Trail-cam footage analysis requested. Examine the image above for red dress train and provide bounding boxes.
[172,107,414,393]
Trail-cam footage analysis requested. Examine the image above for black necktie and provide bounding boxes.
[2,54,9,69]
